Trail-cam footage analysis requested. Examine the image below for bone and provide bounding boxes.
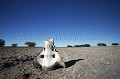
[34,38,65,70]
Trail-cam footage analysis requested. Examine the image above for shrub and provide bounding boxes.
[97,43,107,46]
[67,45,72,47]
[12,44,18,47]
[84,44,90,47]
[74,45,81,47]
[97,43,102,46]
[0,39,5,47]
[102,43,107,46]
[74,44,90,47]
[111,43,119,46]
[25,42,36,47]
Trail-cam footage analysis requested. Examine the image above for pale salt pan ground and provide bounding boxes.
[0,46,120,79]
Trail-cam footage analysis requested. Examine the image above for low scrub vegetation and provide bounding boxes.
[24,42,36,47]
[73,44,90,47]
[67,45,72,47]
[97,43,107,46]
[111,43,119,46]
[0,39,5,47]
[11,44,18,47]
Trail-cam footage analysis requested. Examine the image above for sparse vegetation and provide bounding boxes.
[74,45,81,47]
[12,44,18,47]
[0,47,120,79]
[84,44,91,47]
[67,45,72,47]
[111,43,119,46]
[24,42,36,47]
[0,39,5,47]
[97,43,107,46]
[74,44,90,47]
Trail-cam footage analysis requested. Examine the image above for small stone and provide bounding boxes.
[23,73,31,79]
[36,77,41,79]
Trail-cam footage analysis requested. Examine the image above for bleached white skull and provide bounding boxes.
[36,38,65,69]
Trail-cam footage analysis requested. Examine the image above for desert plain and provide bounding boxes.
[0,46,120,79]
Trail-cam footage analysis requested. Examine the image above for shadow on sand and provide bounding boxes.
[53,59,84,70]
[41,59,85,70]
[65,59,85,68]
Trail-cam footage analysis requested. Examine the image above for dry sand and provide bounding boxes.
[0,46,120,79]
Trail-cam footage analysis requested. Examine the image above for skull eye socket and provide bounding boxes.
[40,55,44,58]
[51,46,54,51]
[43,47,45,52]
[52,54,55,58]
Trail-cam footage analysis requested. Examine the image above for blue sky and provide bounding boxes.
[0,0,120,47]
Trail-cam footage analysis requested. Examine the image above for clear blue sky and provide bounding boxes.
[0,0,120,47]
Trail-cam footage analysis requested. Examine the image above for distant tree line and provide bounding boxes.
[0,38,120,47]
[0,39,37,47]
[67,45,72,47]
[24,42,36,47]
[97,43,107,46]
[11,44,18,47]
[67,42,120,47]
[0,39,5,47]
[67,44,90,47]
[111,43,119,46]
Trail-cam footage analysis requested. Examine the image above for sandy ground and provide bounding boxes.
[0,46,120,79]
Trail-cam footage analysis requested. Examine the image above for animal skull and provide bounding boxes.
[34,38,65,70]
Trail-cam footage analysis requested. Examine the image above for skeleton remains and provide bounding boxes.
[33,38,65,70]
